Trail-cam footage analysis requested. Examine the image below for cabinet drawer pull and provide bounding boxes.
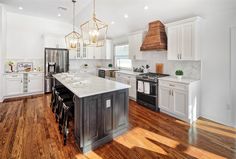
[169,84,175,87]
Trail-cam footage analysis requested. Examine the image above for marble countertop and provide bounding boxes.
[53,73,131,98]
[4,71,44,74]
[159,76,200,84]
[97,67,118,71]
[116,70,142,76]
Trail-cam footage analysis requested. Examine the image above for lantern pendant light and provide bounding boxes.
[65,0,81,50]
[80,0,108,47]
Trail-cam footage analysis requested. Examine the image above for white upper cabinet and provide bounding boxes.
[128,31,144,60]
[69,40,112,60]
[166,17,201,61]
[167,26,180,60]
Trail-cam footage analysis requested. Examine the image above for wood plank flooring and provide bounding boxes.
[0,94,235,159]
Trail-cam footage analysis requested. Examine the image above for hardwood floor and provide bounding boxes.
[0,94,235,159]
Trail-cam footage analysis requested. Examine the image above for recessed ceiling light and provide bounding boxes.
[111,21,115,25]
[144,5,149,10]
[58,13,61,17]
[124,14,128,19]
[18,6,23,10]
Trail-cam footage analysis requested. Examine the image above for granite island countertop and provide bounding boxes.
[53,73,131,98]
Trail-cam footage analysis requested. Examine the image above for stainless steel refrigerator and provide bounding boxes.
[44,48,69,93]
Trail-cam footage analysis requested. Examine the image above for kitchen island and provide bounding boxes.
[53,73,130,153]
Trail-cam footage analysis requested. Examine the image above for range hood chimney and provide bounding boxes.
[140,20,167,51]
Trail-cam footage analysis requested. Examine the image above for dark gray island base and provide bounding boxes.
[74,89,129,153]
[52,73,130,153]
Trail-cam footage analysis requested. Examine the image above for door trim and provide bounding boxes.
[230,26,236,127]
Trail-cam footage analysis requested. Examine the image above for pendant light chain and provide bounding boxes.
[93,0,96,19]
[73,0,75,32]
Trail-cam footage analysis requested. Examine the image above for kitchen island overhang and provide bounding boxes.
[53,73,130,153]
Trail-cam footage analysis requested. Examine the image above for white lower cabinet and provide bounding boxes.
[116,72,137,100]
[4,72,43,99]
[28,73,43,93]
[173,89,188,118]
[4,74,23,96]
[159,78,200,123]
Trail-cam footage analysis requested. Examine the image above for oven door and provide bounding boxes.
[150,83,157,96]
[136,79,159,111]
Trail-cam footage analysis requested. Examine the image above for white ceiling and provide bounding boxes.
[1,0,236,38]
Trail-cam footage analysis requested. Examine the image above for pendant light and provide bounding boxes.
[80,0,108,47]
[65,0,81,50]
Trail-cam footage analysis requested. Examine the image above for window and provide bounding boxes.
[114,44,132,69]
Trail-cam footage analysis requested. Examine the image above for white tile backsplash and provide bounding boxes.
[132,51,201,79]
[69,59,113,75]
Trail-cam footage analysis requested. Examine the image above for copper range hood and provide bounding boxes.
[140,20,167,51]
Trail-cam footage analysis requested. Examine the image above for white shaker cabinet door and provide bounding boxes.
[94,47,103,59]
[173,89,188,118]
[167,26,180,60]
[28,75,43,93]
[5,78,23,96]
[159,86,171,111]
[129,77,136,99]
[181,23,194,60]
[87,47,94,59]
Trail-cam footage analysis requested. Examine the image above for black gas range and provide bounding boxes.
[136,72,169,111]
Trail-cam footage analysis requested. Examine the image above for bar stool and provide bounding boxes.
[53,88,71,114]
[61,101,74,145]
[51,85,65,111]
[55,93,73,123]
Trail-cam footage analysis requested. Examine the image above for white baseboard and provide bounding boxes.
[3,92,44,101]
[200,114,236,128]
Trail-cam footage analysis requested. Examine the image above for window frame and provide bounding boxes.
[114,44,132,70]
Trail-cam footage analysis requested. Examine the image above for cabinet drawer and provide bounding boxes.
[116,72,136,79]
[29,73,43,78]
[159,80,188,91]
[4,74,23,79]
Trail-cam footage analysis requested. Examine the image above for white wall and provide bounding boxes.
[6,12,72,60]
[231,27,236,127]
[0,5,6,102]
[200,10,236,127]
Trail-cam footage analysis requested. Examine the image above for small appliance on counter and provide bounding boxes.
[136,72,169,111]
